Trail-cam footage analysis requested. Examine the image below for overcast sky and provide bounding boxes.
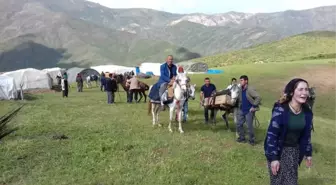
[87,0,335,14]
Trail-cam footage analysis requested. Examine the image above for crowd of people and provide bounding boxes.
[149,55,313,185]
[56,54,313,185]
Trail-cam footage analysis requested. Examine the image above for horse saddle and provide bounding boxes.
[166,84,174,99]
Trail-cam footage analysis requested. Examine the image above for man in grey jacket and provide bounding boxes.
[236,75,261,146]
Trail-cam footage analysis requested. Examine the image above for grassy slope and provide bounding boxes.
[191,31,336,67]
[0,61,335,185]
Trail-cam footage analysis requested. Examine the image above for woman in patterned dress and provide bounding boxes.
[264,78,313,185]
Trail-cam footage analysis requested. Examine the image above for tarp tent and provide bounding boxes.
[177,61,208,73]
[91,65,134,75]
[139,63,163,76]
[42,67,66,85]
[0,75,18,100]
[2,68,52,91]
[67,67,100,84]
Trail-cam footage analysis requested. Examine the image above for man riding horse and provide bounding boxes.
[148,55,177,111]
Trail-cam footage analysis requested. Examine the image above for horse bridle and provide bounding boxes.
[174,79,189,100]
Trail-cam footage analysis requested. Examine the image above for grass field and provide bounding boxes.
[0,60,335,185]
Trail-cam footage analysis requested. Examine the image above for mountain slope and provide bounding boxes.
[0,0,335,71]
[0,1,199,71]
[13,0,336,56]
[191,31,336,67]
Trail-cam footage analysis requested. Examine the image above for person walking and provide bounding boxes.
[100,72,106,92]
[236,75,261,146]
[264,78,313,185]
[105,74,117,104]
[76,73,83,92]
[61,76,69,98]
[200,77,216,124]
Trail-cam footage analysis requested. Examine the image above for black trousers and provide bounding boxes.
[204,107,214,123]
[129,90,139,102]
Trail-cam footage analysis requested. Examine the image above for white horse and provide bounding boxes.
[86,75,99,88]
[212,83,241,130]
[148,73,196,133]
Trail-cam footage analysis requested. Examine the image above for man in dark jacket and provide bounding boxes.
[236,75,262,145]
[100,72,106,92]
[76,73,83,92]
[105,74,118,104]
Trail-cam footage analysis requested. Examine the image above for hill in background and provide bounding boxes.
[0,0,335,71]
[190,31,336,67]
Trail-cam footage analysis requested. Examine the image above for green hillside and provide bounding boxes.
[191,31,336,67]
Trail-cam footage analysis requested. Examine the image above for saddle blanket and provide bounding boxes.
[149,83,174,102]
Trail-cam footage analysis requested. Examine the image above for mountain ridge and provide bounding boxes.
[0,0,335,71]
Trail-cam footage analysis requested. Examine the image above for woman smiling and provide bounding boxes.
[264,78,313,185]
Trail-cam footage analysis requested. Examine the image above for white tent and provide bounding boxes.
[139,63,163,76]
[0,75,18,100]
[42,67,66,85]
[2,68,52,91]
[91,65,135,75]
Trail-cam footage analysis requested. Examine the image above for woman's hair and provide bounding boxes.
[278,78,309,104]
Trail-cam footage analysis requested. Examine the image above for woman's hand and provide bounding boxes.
[271,160,280,175]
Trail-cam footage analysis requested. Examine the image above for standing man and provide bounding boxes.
[105,74,117,104]
[226,78,238,90]
[129,75,140,103]
[200,77,216,124]
[236,75,261,146]
[76,73,83,92]
[61,76,69,98]
[100,71,106,92]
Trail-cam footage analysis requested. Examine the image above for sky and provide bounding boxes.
[87,0,335,14]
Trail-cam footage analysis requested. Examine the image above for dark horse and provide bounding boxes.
[115,74,149,103]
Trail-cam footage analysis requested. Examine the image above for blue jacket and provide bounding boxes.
[264,102,313,165]
[157,63,177,86]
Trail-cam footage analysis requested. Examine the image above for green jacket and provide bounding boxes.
[238,84,262,110]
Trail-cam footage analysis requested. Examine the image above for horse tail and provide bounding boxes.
[147,100,152,116]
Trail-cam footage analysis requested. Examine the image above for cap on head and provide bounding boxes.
[178,66,184,73]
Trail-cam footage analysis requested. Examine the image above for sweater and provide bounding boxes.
[264,102,313,165]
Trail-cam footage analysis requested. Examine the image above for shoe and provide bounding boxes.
[236,138,246,143]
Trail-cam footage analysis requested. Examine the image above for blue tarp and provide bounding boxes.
[146,71,154,76]
[207,69,224,74]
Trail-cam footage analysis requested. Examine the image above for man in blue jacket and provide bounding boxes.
[149,55,177,110]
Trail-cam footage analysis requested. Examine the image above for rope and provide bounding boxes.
[253,114,261,128]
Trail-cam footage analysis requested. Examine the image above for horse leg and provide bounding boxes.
[212,109,217,125]
[151,103,156,126]
[223,111,230,131]
[233,107,239,138]
[156,105,161,127]
[178,107,184,133]
[144,92,147,103]
[137,91,143,103]
[168,105,173,132]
